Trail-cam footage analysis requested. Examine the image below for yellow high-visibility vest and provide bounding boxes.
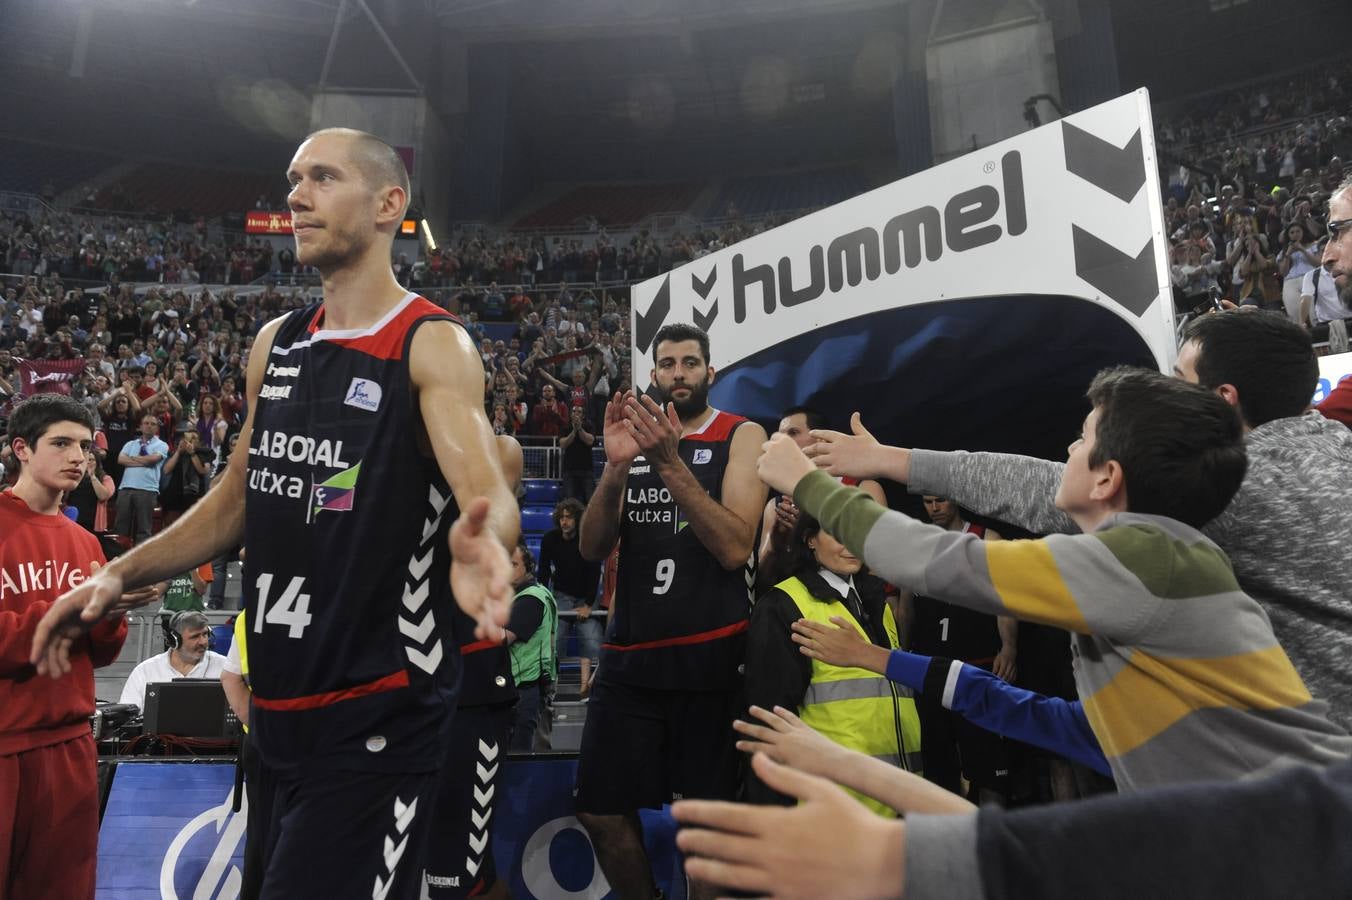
[778,575,923,818]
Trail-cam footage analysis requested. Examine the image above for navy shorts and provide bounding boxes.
[422,703,514,899]
[573,679,743,814]
[257,767,438,900]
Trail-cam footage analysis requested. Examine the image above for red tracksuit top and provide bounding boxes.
[0,491,127,755]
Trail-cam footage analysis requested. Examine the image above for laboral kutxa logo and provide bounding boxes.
[308,460,362,524]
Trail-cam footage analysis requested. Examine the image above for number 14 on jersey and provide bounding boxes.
[254,572,314,638]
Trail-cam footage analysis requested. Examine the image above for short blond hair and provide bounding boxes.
[306,127,410,216]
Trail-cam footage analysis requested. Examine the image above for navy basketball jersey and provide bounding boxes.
[603,409,756,690]
[910,523,1003,665]
[244,293,463,773]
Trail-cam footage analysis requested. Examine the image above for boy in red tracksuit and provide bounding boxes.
[1,395,127,900]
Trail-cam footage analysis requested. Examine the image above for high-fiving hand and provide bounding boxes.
[756,432,816,496]
[449,497,514,642]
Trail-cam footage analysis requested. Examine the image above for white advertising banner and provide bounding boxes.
[630,89,1174,396]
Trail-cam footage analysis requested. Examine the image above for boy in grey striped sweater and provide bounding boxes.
[760,367,1350,791]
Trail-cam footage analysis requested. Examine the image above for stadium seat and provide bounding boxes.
[520,505,555,535]
[522,479,561,505]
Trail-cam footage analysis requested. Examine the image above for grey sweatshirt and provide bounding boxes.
[907,410,1352,728]
[906,754,1352,900]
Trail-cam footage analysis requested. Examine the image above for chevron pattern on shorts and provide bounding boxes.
[372,795,418,900]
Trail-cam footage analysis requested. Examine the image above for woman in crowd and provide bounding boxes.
[218,375,244,426]
[159,429,211,526]
[1277,220,1323,322]
[96,389,140,487]
[192,393,228,457]
[490,403,515,436]
[66,448,115,534]
[141,360,164,396]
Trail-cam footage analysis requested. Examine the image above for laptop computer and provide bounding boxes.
[142,678,239,738]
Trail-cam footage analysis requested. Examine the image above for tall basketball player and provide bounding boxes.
[31,128,518,900]
[574,322,767,900]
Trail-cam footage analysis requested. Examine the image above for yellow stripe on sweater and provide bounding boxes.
[1083,644,1313,758]
[984,540,1090,634]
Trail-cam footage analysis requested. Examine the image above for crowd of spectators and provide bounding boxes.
[1156,56,1352,176]
[411,215,792,291]
[1,208,302,287]
[1155,57,1352,330]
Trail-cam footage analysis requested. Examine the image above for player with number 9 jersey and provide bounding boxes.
[603,410,758,689]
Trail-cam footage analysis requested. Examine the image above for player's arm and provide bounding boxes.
[628,394,767,570]
[412,321,518,547]
[984,528,1018,681]
[858,478,886,506]
[757,498,779,563]
[410,321,519,638]
[495,434,524,494]
[30,316,284,676]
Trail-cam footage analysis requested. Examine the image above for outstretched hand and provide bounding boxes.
[756,432,816,496]
[31,561,156,677]
[733,705,844,777]
[792,616,880,671]
[673,752,907,900]
[807,412,896,481]
[449,497,514,642]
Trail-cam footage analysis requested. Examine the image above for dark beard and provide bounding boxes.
[657,375,711,419]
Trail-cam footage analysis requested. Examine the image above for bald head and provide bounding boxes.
[303,127,410,217]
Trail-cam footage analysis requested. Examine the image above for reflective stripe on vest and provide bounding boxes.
[778,575,924,818]
[803,676,913,706]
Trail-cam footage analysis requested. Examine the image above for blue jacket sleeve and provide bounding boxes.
[884,650,1110,777]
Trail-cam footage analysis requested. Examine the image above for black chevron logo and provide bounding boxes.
[693,299,718,333]
[1062,122,1146,203]
[692,267,717,299]
[634,274,671,354]
[1072,225,1157,317]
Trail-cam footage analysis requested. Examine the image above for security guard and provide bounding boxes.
[745,514,922,815]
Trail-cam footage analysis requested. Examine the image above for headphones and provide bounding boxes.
[166,611,187,649]
[167,611,213,651]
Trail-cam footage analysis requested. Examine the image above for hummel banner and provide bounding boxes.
[630,89,1173,459]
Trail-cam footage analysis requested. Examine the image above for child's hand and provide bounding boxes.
[792,616,873,669]
[733,705,844,778]
[757,433,815,496]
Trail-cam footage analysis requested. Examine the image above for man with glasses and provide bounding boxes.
[1299,232,1352,340]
